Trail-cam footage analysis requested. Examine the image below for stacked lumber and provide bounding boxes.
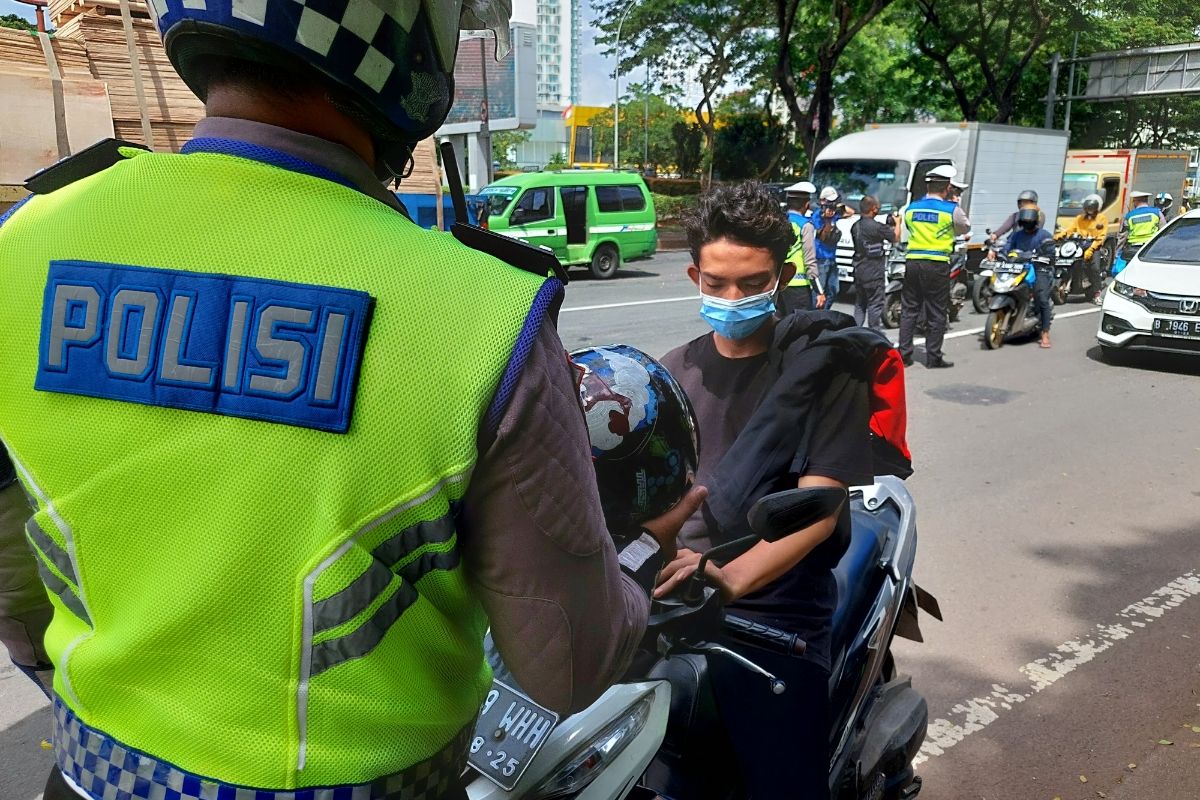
[49,0,150,27]
[57,10,203,151]
[0,25,92,79]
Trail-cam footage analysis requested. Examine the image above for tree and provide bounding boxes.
[491,130,531,170]
[712,91,791,180]
[0,13,38,32]
[589,86,689,174]
[594,0,770,184]
[773,0,898,165]
[546,152,568,170]
[672,122,704,179]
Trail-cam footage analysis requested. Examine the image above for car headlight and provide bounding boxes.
[1112,281,1148,299]
[529,696,654,799]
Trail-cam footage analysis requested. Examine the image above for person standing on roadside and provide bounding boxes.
[808,187,843,309]
[850,195,898,331]
[899,165,970,368]
[780,181,822,313]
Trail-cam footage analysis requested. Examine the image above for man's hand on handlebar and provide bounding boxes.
[654,548,737,601]
[640,485,707,564]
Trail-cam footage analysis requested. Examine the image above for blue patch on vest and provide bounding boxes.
[910,211,941,224]
[36,261,373,433]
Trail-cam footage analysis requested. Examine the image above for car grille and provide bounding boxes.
[1125,334,1200,354]
[1132,292,1200,315]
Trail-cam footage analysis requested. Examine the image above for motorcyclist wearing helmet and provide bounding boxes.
[1156,191,1175,219]
[806,186,844,309]
[1055,193,1109,303]
[658,181,876,800]
[780,180,824,313]
[987,190,1046,253]
[0,2,707,798]
[1004,206,1056,348]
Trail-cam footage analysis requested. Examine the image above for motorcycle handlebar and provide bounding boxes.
[723,614,807,658]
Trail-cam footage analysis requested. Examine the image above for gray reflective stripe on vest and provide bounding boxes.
[310,581,419,677]
[53,697,473,800]
[25,517,78,585]
[311,508,459,635]
[28,537,91,626]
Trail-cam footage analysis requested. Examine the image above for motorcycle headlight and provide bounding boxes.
[529,696,654,799]
[1112,281,1148,299]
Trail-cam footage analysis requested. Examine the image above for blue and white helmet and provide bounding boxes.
[150,0,511,152]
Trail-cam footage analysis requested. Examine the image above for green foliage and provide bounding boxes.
[646,178,703,196]
[0,13,38,32]
[672,122,704,178]
[588,86,687,171]
[652,193,699,221]
[491,130,532,170]
[546,152,568,170]
[712,92,789,180]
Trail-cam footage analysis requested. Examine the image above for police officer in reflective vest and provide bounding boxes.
[0,1,706,798]
[780,180,823,313]
[1117,190,1166,261]
[900,165,971,368]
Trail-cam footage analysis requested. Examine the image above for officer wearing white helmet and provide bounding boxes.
[0,0,707,798]
[780,181,823,312]
[899,164,970,368]
[948,178,969,206]
[1117,190,1166,261]
[806,186,844,309]
[1155,191,1174,219]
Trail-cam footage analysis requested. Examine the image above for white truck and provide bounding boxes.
[810,122,1070,285]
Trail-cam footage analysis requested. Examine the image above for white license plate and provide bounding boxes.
[1153,318,1200,339]
[467,680,559,791]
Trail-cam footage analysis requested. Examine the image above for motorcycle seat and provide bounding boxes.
[830,501,893,663]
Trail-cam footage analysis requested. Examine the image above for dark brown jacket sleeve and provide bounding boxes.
[459,318,650,715]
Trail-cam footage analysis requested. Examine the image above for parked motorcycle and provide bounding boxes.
[982,245,1053,350]
[465,480,939,800]
[883,237,966,329]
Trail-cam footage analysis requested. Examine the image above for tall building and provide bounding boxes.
[514,0,578,107]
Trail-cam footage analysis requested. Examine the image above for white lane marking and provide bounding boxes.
[915,571,1200,765]
[561,295,696,313]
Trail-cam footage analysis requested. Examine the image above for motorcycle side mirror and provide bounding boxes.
[747,486,848,542]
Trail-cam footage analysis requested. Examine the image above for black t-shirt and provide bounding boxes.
[0,444,13,488]
[660,330,873,667]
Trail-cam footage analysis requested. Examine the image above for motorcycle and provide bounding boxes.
[982,244,1053,350]
[972,229,998,314]
[883,237,966,329]
[1051,235,1101,304]
[465,480,940,800]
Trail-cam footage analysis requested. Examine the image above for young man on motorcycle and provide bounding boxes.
[658,181,876,800]
[988,189,1044,252]
[1003,207,1056,348]
[0,1,708,797]
[1055,193,1108,304]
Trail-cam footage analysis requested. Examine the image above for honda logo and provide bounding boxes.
[1182,299,1199,314]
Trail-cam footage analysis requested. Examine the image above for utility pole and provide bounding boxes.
[1044,52,1061,130]
[1064,31,1080,133]
[614,1,636,170]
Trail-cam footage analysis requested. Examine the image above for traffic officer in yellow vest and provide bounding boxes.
[779,180,823,313]
[899,164,971,368]
[0,1,706,798]
[1117,190,1166,262]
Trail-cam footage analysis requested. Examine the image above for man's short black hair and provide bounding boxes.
[684,181,796,269]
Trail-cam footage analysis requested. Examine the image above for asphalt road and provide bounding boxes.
[3,251,1199,800]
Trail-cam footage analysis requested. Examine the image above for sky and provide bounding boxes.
[0,0,664,107]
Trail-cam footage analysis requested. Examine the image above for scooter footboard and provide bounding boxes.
[855,676,928,785]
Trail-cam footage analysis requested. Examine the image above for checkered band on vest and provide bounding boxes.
[53,699,473,800]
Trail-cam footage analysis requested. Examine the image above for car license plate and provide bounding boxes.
[1152,318,1200,339]
[467,680,559,791]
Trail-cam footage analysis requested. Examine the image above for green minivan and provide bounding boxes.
[480,170,657,279]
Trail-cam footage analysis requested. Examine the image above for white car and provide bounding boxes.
[1098,209,1200,359]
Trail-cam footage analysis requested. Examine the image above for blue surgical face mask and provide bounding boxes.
[699,278,780,340]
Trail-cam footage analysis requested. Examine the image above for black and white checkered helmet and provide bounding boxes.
[150,0,510,150]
